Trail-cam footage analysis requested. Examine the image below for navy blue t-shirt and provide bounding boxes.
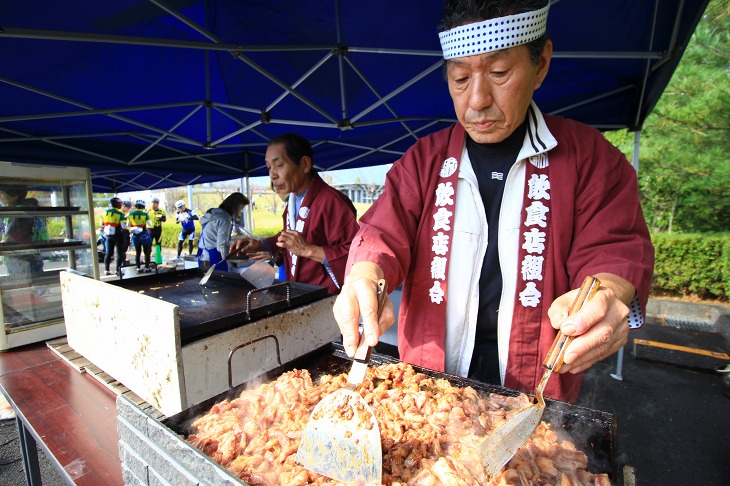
[466,120,526,384]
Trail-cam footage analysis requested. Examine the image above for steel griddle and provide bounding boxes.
[111,269,328,345]
[164,342,619,483]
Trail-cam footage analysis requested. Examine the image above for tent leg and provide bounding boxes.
[610,346,625,381]
[242,176,253,231]
[631,130,641,173]
[609,130,639,380]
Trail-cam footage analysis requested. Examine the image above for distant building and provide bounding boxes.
[335,183,384,204]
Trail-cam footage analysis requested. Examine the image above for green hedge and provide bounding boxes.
[155,228,728,301]
[157,222,280,249]
[159,222,200,249]
[651,232,730,301]
[82,217,728,301]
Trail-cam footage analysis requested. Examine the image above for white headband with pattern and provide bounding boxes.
[439,4,550,59]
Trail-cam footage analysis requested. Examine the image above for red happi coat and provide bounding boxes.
[347,113,654,402]
[267,172,359,295]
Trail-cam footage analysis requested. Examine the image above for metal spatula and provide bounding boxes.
[296,279,387,484]
[240,261,275,288]
[198,248,240,286]
[479,276,601,477]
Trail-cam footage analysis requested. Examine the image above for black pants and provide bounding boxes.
[177,230,195,257]
[104,233,126,272]
[149,226,162,246]
[134,242,151,268]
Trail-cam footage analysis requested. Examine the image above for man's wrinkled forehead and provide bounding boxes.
[446,47,513,66]
[265,143,294,167]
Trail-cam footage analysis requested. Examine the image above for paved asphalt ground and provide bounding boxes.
[0,416,67,485]
[576,341,730,485]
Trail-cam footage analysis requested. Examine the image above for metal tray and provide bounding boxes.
[0,239,84,251]
[112,269,329,345]
[164,342,618,482]
[0,206,81,213]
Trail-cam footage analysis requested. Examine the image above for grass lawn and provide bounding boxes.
[92,200,375,249]
[250,202,372,238]
[250,206,284,237]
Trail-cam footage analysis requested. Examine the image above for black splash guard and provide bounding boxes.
[112,269,328,345]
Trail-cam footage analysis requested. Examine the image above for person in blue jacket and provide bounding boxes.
[174,200,199,258]
[197,192,249,271]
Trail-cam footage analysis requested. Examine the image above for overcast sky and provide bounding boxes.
[248,163,392,189]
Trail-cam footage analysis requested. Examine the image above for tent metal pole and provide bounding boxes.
[0,100,200,123]
[244,176,253,233]
[610,348,625,381]
[343,56,419,140]
[548,85,633,116]
[327,120,443,170]
[150,0,338,124]
[129,106,203,164]
[243,151,253,232]
[2,28,665,61]
[634,0,661,129]
[351,61,443,123]
[611,129,642,382]
[206,50,212,145]
[650,0,686,72]
[265,53,333,112]
[0,26,334,52]
[335,0,348,122]
[552,51,661,60]
[632,130,641,173]
[0,77,201,146]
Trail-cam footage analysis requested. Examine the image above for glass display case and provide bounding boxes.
[0,162,98,350]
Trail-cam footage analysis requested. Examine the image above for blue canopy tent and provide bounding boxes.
[0,0,710,192]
